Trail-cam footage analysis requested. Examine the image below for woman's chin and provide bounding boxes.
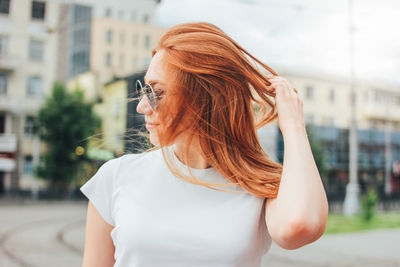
[149,132,160,147]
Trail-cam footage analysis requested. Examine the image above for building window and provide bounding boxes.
[27,76,43,97]
[329,89,335,103]
[0,72,7,95]
[306,86,314,100]
[73,28,90,48]
[72,5,91,23]
[71,51,89,76]
[105,7,111,17]
[105,52,112,67]
[106,29,113,44]
[142,14,149,23]
[144,35,151,50]
[31,1,46,20]
[0,35,9,55]
[0,0,10,15]
[24,116,36,135]
[29,39,44,62]
[23,155,34,175]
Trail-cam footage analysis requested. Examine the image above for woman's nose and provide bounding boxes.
[136,96,153,115]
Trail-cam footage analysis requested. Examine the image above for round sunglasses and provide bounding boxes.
[135,80,160,110]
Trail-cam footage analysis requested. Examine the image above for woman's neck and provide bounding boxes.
[173,135,211,169]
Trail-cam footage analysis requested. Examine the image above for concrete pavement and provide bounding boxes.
[0,201,85,267]
[262,229,400,266]
[0,201,399,267]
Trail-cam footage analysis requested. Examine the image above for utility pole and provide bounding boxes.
[385,119,392,195]
[343,0,360,216]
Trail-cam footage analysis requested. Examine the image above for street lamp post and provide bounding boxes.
[384,118,392,196]
[343,0,360,216]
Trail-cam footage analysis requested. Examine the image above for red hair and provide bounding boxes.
[151,22,282,198]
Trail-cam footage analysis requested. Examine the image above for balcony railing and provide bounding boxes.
[0,157,16,172]
[0,133,17,153]
[0,54,20,71]
[361,103,400,122]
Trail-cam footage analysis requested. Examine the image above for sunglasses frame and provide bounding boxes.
[136,80,157,110]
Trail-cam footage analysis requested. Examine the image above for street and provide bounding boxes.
[0,201,399,267]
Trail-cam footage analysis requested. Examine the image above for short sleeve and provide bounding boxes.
[80,158,121,226]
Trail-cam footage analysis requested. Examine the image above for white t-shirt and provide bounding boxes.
[80,146,272,267]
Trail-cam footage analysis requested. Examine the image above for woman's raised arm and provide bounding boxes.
[264,76,329,250]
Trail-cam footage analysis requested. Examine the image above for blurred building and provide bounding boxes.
[91,71,146,155]
[284,70,400,131]
[0,0,60,195]
[101,78,128,154]
[273,71,400,199]
[0,0,162,196]
[58,0,164,83]
[63,0,164,158]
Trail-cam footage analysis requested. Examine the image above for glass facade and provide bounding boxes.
[68,4,91,78]
[277,125,400,200]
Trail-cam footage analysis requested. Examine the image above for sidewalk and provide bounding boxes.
[262,228,400,266]
[0,201,399,267]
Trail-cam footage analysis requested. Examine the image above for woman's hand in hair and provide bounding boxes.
[265,76,328,249]
[267,76,305,135]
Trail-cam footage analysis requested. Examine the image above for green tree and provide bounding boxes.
[37,82,100,198]
[361,187,378,222]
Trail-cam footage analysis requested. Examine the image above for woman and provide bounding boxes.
[80,22,328,267]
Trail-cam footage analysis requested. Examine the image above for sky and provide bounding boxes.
[154,0,400,87]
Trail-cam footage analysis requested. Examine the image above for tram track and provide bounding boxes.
[0,216,85,267]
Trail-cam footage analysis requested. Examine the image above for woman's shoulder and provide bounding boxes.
[117,148,161,169]
[110,149,162,183]
[121,148,160,160]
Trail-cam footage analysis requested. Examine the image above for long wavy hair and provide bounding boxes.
[147,22,282,198]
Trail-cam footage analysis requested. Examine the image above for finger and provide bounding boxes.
[268,76,298,96]
[271,84,291,98]
[275,84,297,99]
[271,79,296,95]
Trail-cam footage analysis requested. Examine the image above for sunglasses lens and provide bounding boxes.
[144,84,156,109]
[137,80,158,110]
